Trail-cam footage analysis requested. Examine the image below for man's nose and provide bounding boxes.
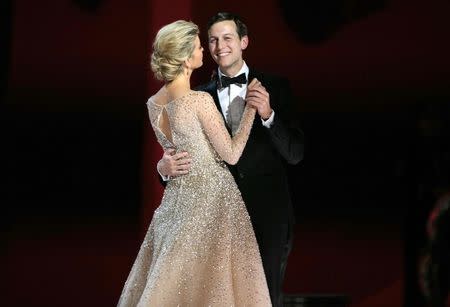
[217,38,225,49]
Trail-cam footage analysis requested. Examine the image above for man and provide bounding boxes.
[157,12,304,306]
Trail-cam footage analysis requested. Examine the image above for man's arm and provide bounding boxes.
[246,77,304,165]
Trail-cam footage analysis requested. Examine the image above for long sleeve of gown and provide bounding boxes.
[197,92,255,165]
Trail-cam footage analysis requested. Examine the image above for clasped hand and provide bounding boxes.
[245,78,273,120]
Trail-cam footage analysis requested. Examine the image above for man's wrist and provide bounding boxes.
[261,110,275,128]
[157,160,171,181]
[261,109,273,121]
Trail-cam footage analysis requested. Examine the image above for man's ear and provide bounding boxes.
[241,35,249,50]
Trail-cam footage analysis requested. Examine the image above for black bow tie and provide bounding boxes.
[219,73,247,89]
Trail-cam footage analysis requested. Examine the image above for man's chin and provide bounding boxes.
[216,60,231,70]
[215,56,228,64]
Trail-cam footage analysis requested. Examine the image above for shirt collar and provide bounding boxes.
[217,61,249,83]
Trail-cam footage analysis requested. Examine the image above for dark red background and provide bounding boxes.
[2,0,450,306]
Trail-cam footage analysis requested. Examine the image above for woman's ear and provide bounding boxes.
[184,57,192,69]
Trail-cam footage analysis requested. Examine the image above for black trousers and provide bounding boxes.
[253,222,293,307]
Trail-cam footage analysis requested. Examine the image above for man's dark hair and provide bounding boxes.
[207,12,248,38]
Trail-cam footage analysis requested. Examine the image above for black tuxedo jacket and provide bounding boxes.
[195,70,304,227]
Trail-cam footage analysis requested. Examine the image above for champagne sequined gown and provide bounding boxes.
[117,91,271,306]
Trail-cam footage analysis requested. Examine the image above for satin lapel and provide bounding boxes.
[247,69,260,129]
[248,70,262,84]
[248,70,255,84]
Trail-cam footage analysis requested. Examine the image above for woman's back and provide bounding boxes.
[147,90,224,177]
[147,89,255,178]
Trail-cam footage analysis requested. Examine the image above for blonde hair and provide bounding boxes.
[150,20,199,82]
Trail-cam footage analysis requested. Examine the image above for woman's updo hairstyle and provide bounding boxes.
[151,20,199,82]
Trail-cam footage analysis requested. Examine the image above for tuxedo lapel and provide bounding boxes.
[246,69,260,130]
[248,70,256,83]
[248,69,263,85]
[210,85,223,120]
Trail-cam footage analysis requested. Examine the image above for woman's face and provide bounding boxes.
[189,35,204,70]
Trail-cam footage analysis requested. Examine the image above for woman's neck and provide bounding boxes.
[164,74,191,100]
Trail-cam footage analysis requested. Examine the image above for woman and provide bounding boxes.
[117,20,271,306]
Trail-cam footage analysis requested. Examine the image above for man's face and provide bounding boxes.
[208,20,248,76]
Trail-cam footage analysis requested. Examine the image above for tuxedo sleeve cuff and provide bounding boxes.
[157,160,171,181]
[261,110,275,128]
